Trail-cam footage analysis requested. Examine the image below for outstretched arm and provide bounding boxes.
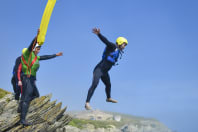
[92,28,115,48]
[39,52,63,60]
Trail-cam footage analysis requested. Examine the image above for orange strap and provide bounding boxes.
[21,55,37,77]
[17,63,22,81]
[23,36,38,77]
[27,37,37,72]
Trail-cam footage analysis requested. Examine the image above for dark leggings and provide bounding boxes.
[11,75,21,100]
[86,67,111,102]
[20,75,40,121]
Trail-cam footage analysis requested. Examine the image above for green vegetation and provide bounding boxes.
[69,118,124,129]
[67,111,160,130]
[0,88,10,99]
[104,111,157,121]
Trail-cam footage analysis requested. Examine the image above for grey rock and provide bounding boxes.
[71,109,113,121]
[67,110,172,132]
[64,125,80,132]
[0,93,72,132]
[121,123,172,132]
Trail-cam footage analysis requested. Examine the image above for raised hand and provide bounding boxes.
[92,28,100,35]
[37,29,40,36]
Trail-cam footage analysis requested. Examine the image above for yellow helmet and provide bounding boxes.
[22,48,27,54]
[116,37,128,46]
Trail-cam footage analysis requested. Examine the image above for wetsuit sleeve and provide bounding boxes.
[98,33,116,48]
[17,63,22,81]
[28,37,37,51]
[14,56,21,74]
[39,54,56,60]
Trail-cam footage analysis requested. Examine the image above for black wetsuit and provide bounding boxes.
[20,54,57,101]
[86,33,121,102]
[11,56,22,100]
[19,37,57,124]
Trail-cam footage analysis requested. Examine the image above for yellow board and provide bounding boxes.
[37,0,56,45]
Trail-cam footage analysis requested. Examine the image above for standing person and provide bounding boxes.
[11,48,29,101]
[85,28,128,110]
[19,29,63,126]
[11,56,23,100]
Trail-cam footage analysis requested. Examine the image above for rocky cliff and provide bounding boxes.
[65,110,173,132]
[0,88,172,132]
[0,88,72,132]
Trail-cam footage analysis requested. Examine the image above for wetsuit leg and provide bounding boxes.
[31,81,40,101]
[20,76,34,123]
[86,67,103,102]
[11,76,17,94]
[11,75,20,100]
[101,72,111,99]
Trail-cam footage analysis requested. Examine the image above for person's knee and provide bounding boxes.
[34,93,40,99]
[23,94,32,103]
[34,91,40,98]
[91,79,99,88]
[36,90,40,97]
[89,86,96,93]
[93,83,98,89]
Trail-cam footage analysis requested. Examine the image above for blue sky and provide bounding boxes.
[0,0,198,132]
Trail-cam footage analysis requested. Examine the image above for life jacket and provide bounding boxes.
[102,48,120,64]
[21,54,38,77]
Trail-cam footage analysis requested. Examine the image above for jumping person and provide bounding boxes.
[19,29,63,126]
[85,28,128,110]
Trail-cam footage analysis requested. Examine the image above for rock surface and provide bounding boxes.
[66,110,173,132]
[0,89,172,132]
[0,93,72,132]
[72,109,113,121]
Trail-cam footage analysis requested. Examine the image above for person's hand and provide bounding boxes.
[18,81,22,86]
[92,28,100,35]
[56,52,63,56]
[37,29,40,36]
